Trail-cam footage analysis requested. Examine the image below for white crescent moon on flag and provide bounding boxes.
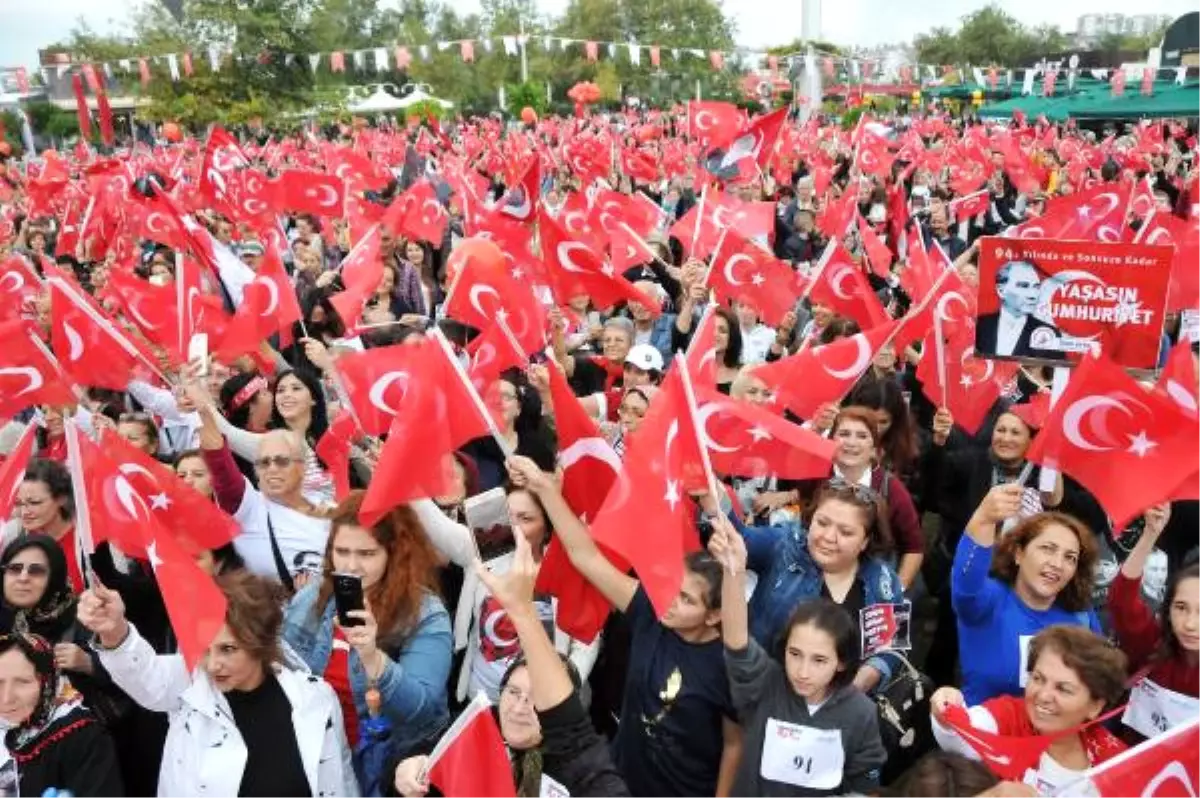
[502,188,532,220]
[483,608,519,648]
[307,184,340,209]
[723,254,753,287]
[1061,396,1129,451]
[0,272,23,293]
[368,371,409,416]
[118,462,160,488]
[113,476,151,522]
[557,242,592,273]
[559,436,622,474]
[829,265,856,301]
[422,199,443,224]
[694,110,715,131]
[472,342,497,372]
[0,367,43,397]
[1166,380,1199,415]
[257,278,280,316]
[936,291,968,324]
[564,211,586,233]
[129,297,161,331]
[820,334,870,380]
[469,284,500,316]
[695,402,740,453]
[63,321,84,362]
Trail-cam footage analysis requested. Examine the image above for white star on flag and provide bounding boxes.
[748,425,772,442]
[150,493,170,511]
[664,479,681,511]
[960,374,975,387]
[750,272,766,286]
[1126,430,1157,457]
[147,541,164,570]
[511,267,524,281]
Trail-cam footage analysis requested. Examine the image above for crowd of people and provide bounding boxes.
[0,99,1194,798]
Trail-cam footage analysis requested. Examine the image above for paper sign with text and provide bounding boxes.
[975,237,1172,370]
[860,601,912,657]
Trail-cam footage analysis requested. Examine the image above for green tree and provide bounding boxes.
[913,4,1069,67]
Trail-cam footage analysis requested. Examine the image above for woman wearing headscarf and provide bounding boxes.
[0,633,123,796]
[78,570,359,796]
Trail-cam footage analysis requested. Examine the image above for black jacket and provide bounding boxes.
[975,312,1063,361]
[9,707,124,797]
[539,691,629,797]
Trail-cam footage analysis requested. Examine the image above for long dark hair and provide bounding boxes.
[1157,563,1200,665]
[714,306,743,368]
[777,599,858,690]
[847,378,919,475]
[270,368,330,448]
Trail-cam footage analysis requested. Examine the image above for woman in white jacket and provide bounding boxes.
[78,570,359,797]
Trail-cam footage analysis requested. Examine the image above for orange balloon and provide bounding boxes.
[0,141,11,157]
[520,106,537,124]
[445,237,506,287]
[162,122,182,142]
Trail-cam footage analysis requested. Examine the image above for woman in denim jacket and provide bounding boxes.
[283,491,452,796]
[729,478,905,694]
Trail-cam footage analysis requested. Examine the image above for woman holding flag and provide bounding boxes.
[78,570,360,796]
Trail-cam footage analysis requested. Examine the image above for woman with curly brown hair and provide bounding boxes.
[952,484,1101,705]
[282,490,452,795]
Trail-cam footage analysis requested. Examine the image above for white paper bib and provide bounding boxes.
[760,718,845,790]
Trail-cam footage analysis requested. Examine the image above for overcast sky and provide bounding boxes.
[0,0,1193,69]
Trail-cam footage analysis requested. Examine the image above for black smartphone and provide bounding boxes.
[332,573,365,627]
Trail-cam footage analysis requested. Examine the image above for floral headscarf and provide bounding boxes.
[1,633,80,752]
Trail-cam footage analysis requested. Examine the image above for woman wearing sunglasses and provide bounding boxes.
[189,379,332,592]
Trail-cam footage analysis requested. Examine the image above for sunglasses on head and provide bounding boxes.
[4,563,49,578]
[825,477,878,504]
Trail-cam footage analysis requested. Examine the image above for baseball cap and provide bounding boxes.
[625,344,664,373]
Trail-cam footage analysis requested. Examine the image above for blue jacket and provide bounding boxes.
[639,313,678,365]
[734,516,905,688]
[283,582,452,763]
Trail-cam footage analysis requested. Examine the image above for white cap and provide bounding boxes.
[625,344,664,373]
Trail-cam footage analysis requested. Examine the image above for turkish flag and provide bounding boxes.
[591,189,660,241]
[428,694,516,797]
[131,199,188,251]
[854,133,895,178]
[0,255,44,322]
[702,107,788,185]
[0,321,77,416]
[273,169,345,218]
[856,213,894,278]
[538,208,659,314]
[465,319,528,395]
[335,342,425,437]
[1156,340,1199,420]
[609,223,659,273]
[939,705,1062,781]
[1084,718,1198,797]
[0,424,36,520]
[754,319,900,422]
[695,388,837,480]
[1135,210,1200,312]
[534,362,626,643]
[707,231,798,326]
[948,190,990,221]
[685,306,719,388]
[589,366,705,616]
[315,413,358,502]
[1025,352,1200,529]
[104,270,187,365]
[1016,181,1132,242]
[442,238,547,355]
[916,329,1019,435]
[804,242,889,330]
[325,145,392,191]
[329,225,384,330]
[198,126,251,217]
[384,180,449,246]
[97,429,240,554]
[359,338,493,525]
[620,147,659,183]
[214,249,302,360]
[687,101,742,146]
[818,188,859,239]
[494,157,540,225]
[49,275,160,391]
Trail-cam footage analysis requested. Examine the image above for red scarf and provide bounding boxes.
[588,356,625,421]
[943,696,1127,781]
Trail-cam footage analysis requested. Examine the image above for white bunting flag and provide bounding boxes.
[502,36,518,56]
[1021,67,1037,96]
[628,43,641,66]
[353,50,366,70]
[208,46,220,72]
[167,53,180,81]
[308,53,321,73]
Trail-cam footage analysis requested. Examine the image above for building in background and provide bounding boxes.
[801,0,822,43]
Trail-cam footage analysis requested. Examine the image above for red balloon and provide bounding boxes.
[0,142,11,157]
[445,238,506,287]
[520,106,537,125]
[162,122,182,142]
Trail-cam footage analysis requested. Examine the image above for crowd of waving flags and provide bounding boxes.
[0,100,1197,748]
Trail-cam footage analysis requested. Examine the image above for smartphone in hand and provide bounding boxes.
[332,573,365,627]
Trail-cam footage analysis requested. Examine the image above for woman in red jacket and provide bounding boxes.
[1108,502,1199,742]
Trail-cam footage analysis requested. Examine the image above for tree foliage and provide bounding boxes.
[43,0,739,126]
[913,5,1069,67]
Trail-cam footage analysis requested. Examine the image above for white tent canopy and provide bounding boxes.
[347,86,454,114]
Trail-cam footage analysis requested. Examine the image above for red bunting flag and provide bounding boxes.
[182,52,193,76]
[330,51,345,72]
[1140,67,1155,96]
[649,46,660,67]
[709,51,724,71]
[460,41,475,62]
[14,67,28,94]
[138,58,151,86]
[585,41,598,62]
[1111,68,1126,96]
[395,46,411,70]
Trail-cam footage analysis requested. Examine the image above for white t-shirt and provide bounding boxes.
[233,482,331,581]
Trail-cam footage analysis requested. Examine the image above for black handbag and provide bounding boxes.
[873,653,936,785]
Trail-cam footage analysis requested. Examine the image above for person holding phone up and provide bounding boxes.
[283,490,453,796]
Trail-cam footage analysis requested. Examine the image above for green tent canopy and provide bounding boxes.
[981,80,1199,121]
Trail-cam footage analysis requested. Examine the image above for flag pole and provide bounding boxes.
[63,419,97,584]
[792,238,839,357]
[617,221,673,272]
[689,184,708,257]
[430,326,514,457]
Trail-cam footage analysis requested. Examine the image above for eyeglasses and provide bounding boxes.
[825,477,878,504]
[254,455,301,471]
[501,685,532,706]
[3,563,49,578]
[13,498,47,510]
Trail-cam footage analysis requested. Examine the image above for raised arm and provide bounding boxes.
[507,455,638,613]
